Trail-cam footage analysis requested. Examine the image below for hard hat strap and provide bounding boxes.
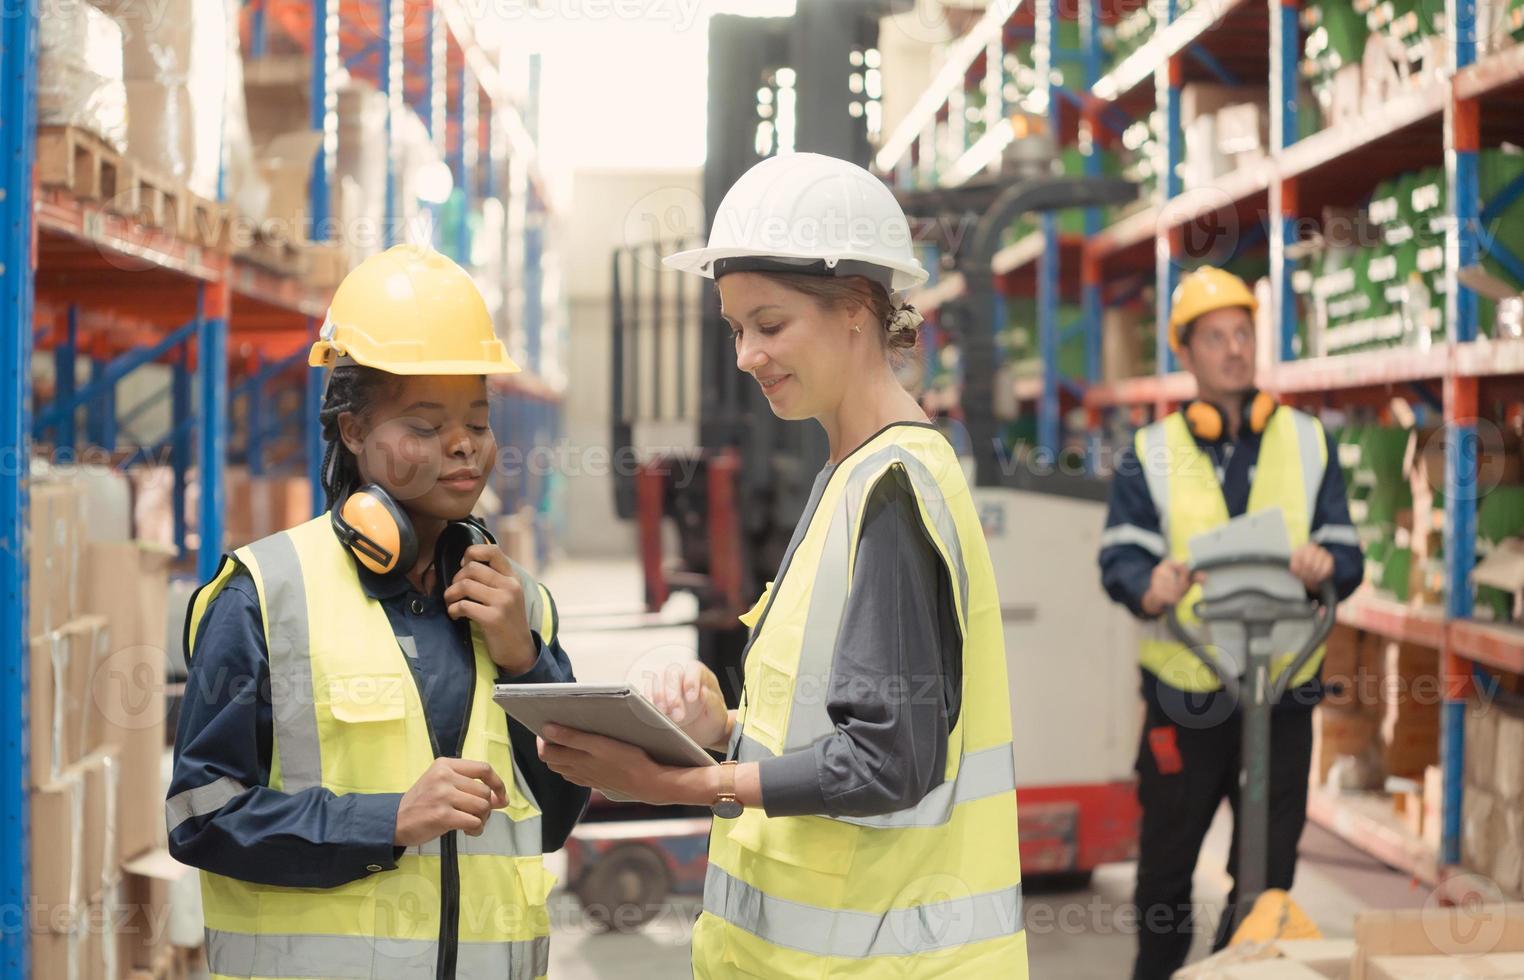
[711,255,894,292]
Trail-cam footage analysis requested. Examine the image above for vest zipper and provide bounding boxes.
[436,636,477,980]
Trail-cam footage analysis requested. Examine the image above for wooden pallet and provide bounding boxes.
[179,193,233,249]
[236,227,309,278]
[129,166,181,235]
[34,125,127,210]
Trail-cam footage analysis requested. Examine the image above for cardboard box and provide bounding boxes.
[1217,102,1268,157]
[1468,699,1501,792]
[119,849,190,973]
[1277,938,1357,978]
[1352,904,1524,979]
[29,616,109,784]
[1367,953,1524,978]
[1463,785,1498,878]
[1495,805,1524,897]
[30,774,83,919]
[258,130,324,242]
[1181,83,1270,127]
[1494,706,1524,802]
[29,478,85,638]
[1320,624,1366,709]
[1103,307,1145,381]
[71,748,122,905]
[83,542,172,864]
[1313,706,1382,787]
[36,0,128,150]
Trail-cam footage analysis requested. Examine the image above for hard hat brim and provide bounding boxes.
[308,341,521,376]
[663,244,929,293]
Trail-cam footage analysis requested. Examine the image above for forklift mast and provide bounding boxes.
[609,1,891,703]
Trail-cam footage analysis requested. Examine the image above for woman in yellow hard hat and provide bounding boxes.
[167,244,588,980]
[531,153,1030,978]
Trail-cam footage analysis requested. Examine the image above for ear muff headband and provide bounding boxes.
[1183,392,1278,442]
[331,483,418,576]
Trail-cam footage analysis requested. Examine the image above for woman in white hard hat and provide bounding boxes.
[535,153,1030,977]
[167,245,588,979]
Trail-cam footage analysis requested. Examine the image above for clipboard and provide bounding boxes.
[492,682,718,769]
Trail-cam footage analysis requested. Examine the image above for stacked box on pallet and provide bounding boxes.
[37,0,128,151]
[28,464,192,976]
[1462,698,1524,899]
[101,0,228,202]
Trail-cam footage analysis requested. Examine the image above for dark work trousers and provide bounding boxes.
[1130,696,1315,980]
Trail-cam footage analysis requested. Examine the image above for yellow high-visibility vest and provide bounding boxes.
[693,422,1029,979]
[178,515,558,980]
[1135,407,1332,693]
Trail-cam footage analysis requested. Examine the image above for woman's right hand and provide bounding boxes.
[394,758,508,846]
[646,661,731,752]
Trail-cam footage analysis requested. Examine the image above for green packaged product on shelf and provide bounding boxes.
[1479,486,1524,544]
[1380,546,1413,600]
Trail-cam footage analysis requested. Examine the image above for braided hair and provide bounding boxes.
[318,365,398,510]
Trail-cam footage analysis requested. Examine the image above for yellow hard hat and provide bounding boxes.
[308,244,519,375]
[1168,266,1258,354]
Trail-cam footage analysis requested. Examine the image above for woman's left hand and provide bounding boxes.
[443,544,537,675]
[536,725,694,806]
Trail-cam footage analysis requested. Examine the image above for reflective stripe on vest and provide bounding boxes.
[1135,408,1329,692]
[703,863,1024,959]
[205,929,549,980]
[735,734,1017,829]
[242,532,324,791]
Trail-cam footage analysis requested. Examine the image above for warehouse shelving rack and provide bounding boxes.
[1,0,554,970]
[878,1,1524,901]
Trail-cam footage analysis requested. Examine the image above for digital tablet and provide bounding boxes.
[492,682,718,769]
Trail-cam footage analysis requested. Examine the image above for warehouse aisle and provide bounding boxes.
[539,559,1431,979]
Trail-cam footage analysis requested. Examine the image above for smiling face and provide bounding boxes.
[717,272,874,421]
[338,373,495,521]
[1177,305,1257,401]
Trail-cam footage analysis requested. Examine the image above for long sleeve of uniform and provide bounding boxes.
[757,468,963,819]
[496,623,591,852]
[1309,427,1365,601]
[167,572,405,889]
[1100,445,1167,620]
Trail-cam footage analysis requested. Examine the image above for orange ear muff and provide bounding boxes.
[1247,391,1278,434]
[1184,401,1225,442]
[333,484,417,576]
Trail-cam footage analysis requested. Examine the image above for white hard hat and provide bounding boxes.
[663,152,929,293]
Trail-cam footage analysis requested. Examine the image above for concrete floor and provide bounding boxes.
[539,558,1433,979]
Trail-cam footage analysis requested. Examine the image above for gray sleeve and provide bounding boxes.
[759,467,963,818]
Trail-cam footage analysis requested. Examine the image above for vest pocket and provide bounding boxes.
[324,673,411,791]
[727,806,858,879]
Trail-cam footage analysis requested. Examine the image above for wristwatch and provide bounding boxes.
[711,761,743,819]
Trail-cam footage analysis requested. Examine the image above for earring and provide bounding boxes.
[852,322,863,333]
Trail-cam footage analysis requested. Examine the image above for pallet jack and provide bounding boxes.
[1166,550,1339,938]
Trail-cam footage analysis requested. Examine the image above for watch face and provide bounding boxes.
[712,799,743,820]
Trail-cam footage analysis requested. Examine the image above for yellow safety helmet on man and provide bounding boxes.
[1167,266,1259,354]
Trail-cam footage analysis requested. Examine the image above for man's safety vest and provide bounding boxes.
[693,422,1029,979]
[1134,407,1330,693]
[178,515,557,980]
